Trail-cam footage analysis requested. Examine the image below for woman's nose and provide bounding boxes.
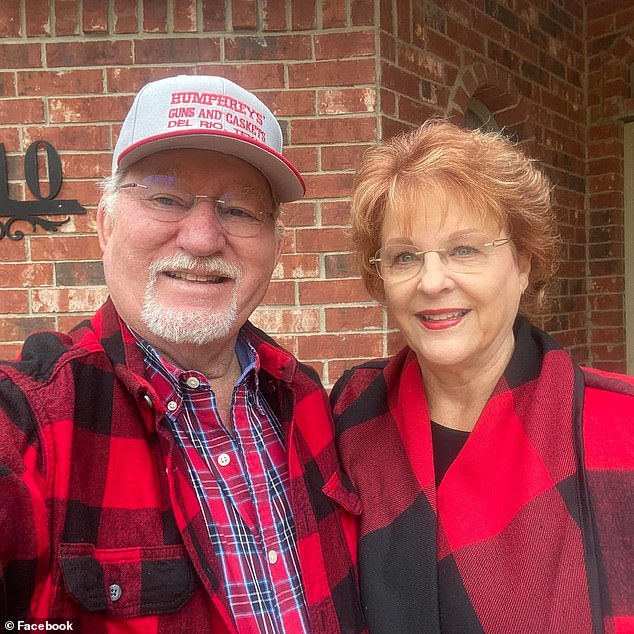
[415,251,454,293]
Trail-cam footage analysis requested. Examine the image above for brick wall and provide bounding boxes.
[0,0,631,381]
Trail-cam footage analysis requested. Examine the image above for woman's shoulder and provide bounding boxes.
[330,348,418,422]
[581,367,634,471]
[581,366,634,398]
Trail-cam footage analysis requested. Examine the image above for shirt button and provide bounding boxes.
[218,453,230,467]
[186,376,200,389]
[109,583,122,601]
[268,550,278,565]
[167,401,178,412]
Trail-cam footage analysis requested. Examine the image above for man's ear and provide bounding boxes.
[274,220,286,263]
[96,201,114,252]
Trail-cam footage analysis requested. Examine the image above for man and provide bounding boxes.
[0,75,364,633]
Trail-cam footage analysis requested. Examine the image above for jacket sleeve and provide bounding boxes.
[0,374,48,619]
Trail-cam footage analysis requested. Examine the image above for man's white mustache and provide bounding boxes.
[148,253,242,281]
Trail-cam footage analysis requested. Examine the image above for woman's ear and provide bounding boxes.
[518,251,532,293]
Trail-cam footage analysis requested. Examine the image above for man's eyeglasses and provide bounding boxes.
[118,175,275,238]
[370,236,512,282]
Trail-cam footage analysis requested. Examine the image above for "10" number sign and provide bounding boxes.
[0,141,86,241]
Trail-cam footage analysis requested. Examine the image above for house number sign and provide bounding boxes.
[0,141,86,241]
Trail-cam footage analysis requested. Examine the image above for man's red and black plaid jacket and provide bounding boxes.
[0,299,364,633]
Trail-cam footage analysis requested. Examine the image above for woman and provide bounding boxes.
[332,119,633,633]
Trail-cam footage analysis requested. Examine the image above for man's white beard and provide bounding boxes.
[141,254,242,345]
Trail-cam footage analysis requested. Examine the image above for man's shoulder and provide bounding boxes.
[0,317,103,388]
[244,320,324,389]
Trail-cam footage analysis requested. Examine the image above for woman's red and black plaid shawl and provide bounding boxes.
[332,318,634,633]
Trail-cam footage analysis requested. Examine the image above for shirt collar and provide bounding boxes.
[125,325,260,390]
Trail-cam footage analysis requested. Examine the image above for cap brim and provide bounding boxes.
[116,130,305,203]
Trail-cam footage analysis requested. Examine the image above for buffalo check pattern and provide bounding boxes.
[332,317,634,634]
[0,299,365,633]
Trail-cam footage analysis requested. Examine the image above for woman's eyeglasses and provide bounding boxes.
[118,175,274,238]
[370,236,512,282]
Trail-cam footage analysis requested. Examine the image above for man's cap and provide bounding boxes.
[112,75,305,202]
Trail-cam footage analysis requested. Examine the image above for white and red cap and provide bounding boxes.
[112,75,305,202]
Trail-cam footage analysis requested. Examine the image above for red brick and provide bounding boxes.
[46,40,132,67]
[55,261,104,286]
[196,64,286,90]
[296,228,352,253]
[80,0,107,32]
[387,330,407,355]
[0,72,17,98]
[261,280,295,306]
[232,0,257,29]
[48,95,131,124]
[324,253,360,278]
[263,0,286,30]
[0,263,53,288]
[54,0,80,35]
[30,235,102,261]
[18,70,103,96]
[291,117,376,144]
[322,0,347,28]
[135,38,221,64]
[289,59,376,88]
[0,289,28,313]
[226,35,312,61]
[0,43,41,68]
[172,0,196,32]
[25,0,50,36]
[0,99,44,125]
[201,0,225,30]
[283,146,318,173]
[0,240,27,262]
[303,172,355,199]
[113,0,138,34]
[315,31,376,60]
[298,278,369,304]
[380,62,423,100]
[297,332,383,360]
[0,342,22,359]
[0,0,21,37]
[273,254,319,279]
[0,316,55,341]
[281,201,317,228]
[591,343,626,361]
[321,144,370,171]
[250,307,320,333]
[321,201,353,226]
[318,88,377,115]
[351,0,374,26]
[0,127,20,152]
[143,0,168,32]
[31,287,109,313]
[291,2,315,29]
[325,305,383,331]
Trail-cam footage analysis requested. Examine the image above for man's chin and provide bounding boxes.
[141,306,238,346]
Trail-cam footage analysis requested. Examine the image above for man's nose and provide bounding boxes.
[174,198,228,255]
